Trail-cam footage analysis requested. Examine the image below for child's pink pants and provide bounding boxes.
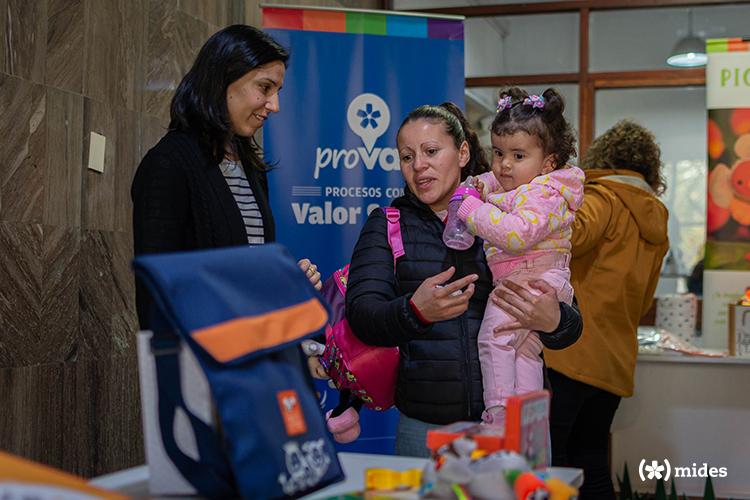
[479,252,574,413]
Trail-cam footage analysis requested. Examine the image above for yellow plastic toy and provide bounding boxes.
[365,468,422,491]
[545,477,579,500]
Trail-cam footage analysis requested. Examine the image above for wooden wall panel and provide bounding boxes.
[0,0,246,478]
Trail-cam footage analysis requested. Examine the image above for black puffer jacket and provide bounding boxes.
[345,189,581,424]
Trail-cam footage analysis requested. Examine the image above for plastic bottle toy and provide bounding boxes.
[443,176,480,250]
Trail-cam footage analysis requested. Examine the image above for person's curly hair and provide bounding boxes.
[582,119,666,195]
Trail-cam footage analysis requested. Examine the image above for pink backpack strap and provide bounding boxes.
[332,264,350,296]
[382,207,404,267]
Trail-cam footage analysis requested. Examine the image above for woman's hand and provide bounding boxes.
[298,258,322,290]
[491,279,561,335]
[410,267,478,323]
[307,356,329,379]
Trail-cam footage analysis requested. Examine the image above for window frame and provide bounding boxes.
[410,0,750,155]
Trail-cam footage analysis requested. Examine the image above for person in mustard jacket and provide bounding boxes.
[544,120,670,499]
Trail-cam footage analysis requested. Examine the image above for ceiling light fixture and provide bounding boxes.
[667,10,707,68]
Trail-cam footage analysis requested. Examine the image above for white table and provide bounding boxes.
[90,452,583,498]
[612,353,750,499]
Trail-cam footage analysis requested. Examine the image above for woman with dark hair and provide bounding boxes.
[132,25,321,328]
[344,102,583,457]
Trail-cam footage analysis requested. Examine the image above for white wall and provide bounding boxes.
[394,3,750,81]
[590,5,750,72]
[465,14,578,77]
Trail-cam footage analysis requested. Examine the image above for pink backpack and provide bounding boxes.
[320,207,404,411]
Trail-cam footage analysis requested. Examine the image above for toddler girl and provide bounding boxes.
[457,87,584,425]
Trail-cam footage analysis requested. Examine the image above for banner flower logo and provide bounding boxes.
[347,93,390,153]
[312,93,398,180]
[357,103,381,129]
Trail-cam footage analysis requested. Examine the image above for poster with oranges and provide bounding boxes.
[706,39,750,270]
[703,38,750,349]
[707,107,750,268]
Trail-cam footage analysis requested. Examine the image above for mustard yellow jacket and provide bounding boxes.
[544,169,669,397]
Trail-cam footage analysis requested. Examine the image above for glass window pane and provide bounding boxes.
[595,87,707,279]
[466,84,579,157]
[466,14,579,77]
[590,4,750,72]
[394,0,569,9]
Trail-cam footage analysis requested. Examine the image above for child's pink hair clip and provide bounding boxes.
[522,94,545,109]
[496,96,513,112]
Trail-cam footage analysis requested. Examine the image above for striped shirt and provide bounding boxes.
[219,158,265,245]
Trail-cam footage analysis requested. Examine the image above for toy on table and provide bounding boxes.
[422,435,529,499]
[427,391,551,469]
[361,467,422,499]
[421,435,480,499]
[420,391,582,499]
[365,468,422,491]
[506,471,549,500]
[544,477,579,500]
[740,286,750,306]
[505,471,579,500]
[426,422,504,456]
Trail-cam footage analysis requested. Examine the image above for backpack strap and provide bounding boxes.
[382,207,404,268]
[332,264,349,296]
[149,313,236,496]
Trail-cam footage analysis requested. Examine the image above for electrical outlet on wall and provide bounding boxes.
[87,131,106,173]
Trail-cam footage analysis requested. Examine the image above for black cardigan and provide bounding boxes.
[131,130,275,328]
[346,189,581,424]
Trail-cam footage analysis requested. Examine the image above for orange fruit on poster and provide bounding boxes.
[730,196,750,226]
[735,134,750,159]
[707,191,731,233]
[730,109,750,136]
[708,119,725,159]
[731,160,750,200]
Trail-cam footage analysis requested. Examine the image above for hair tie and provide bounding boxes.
[496,96,513,112]
[522,95,545,110]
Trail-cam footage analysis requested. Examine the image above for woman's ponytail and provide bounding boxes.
[439,102,490,179]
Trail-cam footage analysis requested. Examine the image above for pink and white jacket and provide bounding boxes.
[457,167,585,271]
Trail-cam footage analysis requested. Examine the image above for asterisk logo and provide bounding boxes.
[645,460,665,479]
[357,103,381,129]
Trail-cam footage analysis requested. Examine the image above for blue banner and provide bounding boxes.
[263,11,464,455]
